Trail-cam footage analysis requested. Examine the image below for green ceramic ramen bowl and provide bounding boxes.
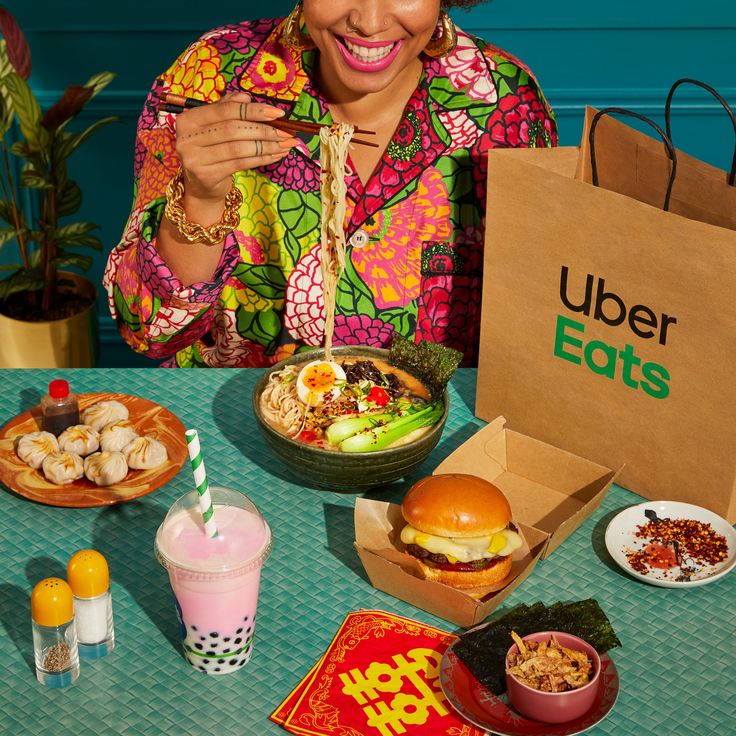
[252,346,450,492]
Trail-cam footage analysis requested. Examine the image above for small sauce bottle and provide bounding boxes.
[41,379,80,436]
[31,577,80,688]
[67,550,115,659]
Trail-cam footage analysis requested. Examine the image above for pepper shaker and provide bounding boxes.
[31,578,80,688]
[67,550,115,659]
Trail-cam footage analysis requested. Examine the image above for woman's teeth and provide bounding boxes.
[343,38,395,63]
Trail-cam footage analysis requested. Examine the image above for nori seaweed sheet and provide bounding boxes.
[453,600,622,695]
[388,334,463,400]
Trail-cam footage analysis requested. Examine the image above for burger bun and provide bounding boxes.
[402,473,512,537]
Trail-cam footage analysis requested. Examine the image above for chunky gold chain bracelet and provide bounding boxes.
[164,167,243,246]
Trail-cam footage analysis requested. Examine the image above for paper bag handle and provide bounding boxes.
[589,107,678,211]
[664,78,736,186]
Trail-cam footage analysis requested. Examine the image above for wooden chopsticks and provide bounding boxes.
[158,93,379,148]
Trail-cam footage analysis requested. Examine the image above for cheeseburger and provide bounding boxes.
[400,474,523,589]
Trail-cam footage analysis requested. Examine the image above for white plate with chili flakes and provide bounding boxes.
[605,501,736,588]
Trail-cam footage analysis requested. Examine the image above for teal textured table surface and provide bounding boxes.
[0,369,733,736]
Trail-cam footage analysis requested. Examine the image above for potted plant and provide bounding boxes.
[0,6,118,367]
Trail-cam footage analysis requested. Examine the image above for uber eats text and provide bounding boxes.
[553,266,675,399]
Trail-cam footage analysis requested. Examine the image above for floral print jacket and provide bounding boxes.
[103,16,557,367]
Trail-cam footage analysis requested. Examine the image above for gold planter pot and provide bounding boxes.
[0,272,99,368]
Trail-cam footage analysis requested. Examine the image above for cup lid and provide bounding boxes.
[155,486,272,574]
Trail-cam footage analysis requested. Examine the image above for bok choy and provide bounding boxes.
[338,402,444,453]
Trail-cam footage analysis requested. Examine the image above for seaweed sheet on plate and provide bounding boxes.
[453,599,621,695]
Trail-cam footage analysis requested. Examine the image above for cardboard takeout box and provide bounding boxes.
[355,417,620,628]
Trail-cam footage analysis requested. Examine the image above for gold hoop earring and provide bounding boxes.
[282,2,315,51]
[423,12,457,58]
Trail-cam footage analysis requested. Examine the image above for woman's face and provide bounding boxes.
[302,0,441,98]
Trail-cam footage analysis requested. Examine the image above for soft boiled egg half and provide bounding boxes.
[296,360,346,406]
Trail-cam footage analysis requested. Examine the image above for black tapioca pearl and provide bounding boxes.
[214,667,221,672]
[203,659,210,664]
[206,651,216,656]
[236,628,243,634]
[223,648,231,654]
[209,632,218,638]
[192,625,198,631]
[223,637,231,642]
[246,626,252,634]
[238,658,247,666]
[229,658,238,666]
[194,643,203,650]
[218,658,225,664]
[200,635,206,641]
[234,637,242,644]
[198,665,207,672]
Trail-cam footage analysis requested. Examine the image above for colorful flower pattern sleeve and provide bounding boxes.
[103,17,557,367]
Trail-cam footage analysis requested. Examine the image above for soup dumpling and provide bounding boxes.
[17,431,59,469]
[100,421,139,453]
[84,451,128,486]
[58,424,100,456]
[81,400,129,432]
[42,451,84,485]
[123,436,168,470]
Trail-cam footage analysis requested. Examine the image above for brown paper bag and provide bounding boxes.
[477,103,736,522]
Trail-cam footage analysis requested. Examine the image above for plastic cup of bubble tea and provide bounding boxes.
[155,486,272,674]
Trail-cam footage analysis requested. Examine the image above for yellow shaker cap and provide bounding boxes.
[67,549,110,597]
[31,578,74,626]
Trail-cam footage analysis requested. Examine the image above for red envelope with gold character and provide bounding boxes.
[271,610,485,736]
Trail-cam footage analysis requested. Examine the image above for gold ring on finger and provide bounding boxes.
[239,102,248,120]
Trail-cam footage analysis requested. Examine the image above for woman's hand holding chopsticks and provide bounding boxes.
[155,91,298,286]
[173,91,298,204]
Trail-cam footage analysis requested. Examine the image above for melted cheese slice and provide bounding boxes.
[400,524,523,563]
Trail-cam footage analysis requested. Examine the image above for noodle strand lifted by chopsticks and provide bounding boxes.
[319,122,354,361]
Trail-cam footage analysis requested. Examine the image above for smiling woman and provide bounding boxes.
[103,1,557,368]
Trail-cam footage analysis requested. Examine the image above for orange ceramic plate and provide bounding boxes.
[0,393,188,507]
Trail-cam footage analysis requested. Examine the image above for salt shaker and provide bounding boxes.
[31,577,80,688]
[40,379,80,436]
[67,549,115,658]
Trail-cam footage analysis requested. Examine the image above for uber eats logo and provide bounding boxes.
[554,266,675,399]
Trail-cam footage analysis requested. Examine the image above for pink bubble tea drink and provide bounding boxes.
[155,486,271,674]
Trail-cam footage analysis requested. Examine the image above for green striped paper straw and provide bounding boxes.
[185,429,218,538]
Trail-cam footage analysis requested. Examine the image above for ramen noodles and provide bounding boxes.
[319,122,353,360]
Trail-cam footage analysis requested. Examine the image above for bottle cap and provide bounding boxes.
[48,379,70,399]
[31,578,74,626]
[67,550,110,597]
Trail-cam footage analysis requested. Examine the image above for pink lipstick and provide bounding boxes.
[334,35,403,73]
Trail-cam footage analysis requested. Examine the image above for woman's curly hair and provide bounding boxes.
[442,0,489,8]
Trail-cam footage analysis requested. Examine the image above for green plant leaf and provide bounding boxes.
[0,268,43,301]
[83,71,116,98]
[0,199,23,227]
[57,180,82,217]
[20,166,52,189]
[0,227,16,245]
[55,115,119,163]
[56,222,97,237]
[53,253,93,271]
[0,41,15,134]
[2,71,44,149]
[56,234,102,252]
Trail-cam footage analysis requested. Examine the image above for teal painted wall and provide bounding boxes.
[4,0,735,366]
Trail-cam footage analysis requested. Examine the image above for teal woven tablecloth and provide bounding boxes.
[0,369,733,736]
